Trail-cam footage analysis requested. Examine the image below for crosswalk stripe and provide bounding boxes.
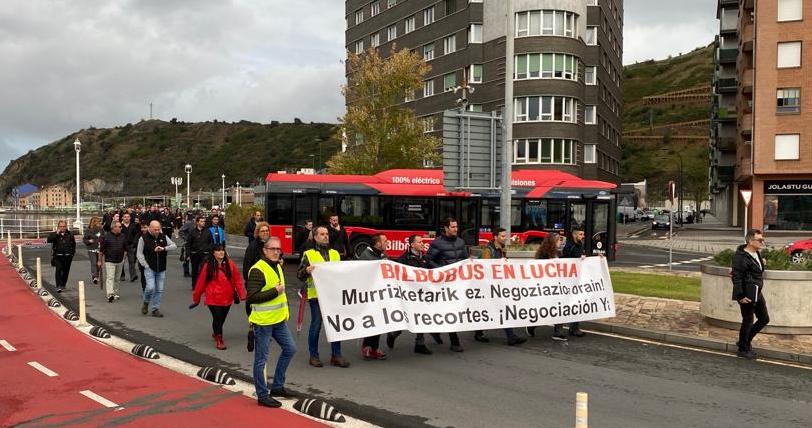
[27,361,58,377]
[80,390,120,408]
[0,340,16,352]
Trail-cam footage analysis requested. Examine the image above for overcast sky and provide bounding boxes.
[0,0,717,169]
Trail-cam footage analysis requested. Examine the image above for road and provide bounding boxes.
[22,243,812,428]
[611,244,712,272]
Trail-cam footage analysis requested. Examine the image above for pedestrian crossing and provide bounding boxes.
[637,256,713,269]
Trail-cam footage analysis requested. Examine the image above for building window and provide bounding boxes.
[469,0,483,3]
[387,25,397,41]
[513,139,576,165]
[422,117,435,132]
[584,105,596,124]
[404,89,414,103]
[424,79,434,97]
[514,96,577,123]
[585,66,597,85]
[775,134,800,160]
[469,24,483,43]
[354,40,364,54]
[423,7,435,25]
[444,35,456,54]
[778,0,803,21]
[777,41,802,68]
[469,64,483,83]
[584,144,596,163]
[370,33,380,48]
[777,88,801,113]
[587,0,598,6]
[355,9,364,25]
[443,72,457,92]
[585,26,597,45]
[388,0,397,8]
[423,42,435,60]
[515,53,578,81]
[445,0,456,15]
[467,104,483,112]
[517,10,578,38]
[370,2,380,17]
[405,15,416,33]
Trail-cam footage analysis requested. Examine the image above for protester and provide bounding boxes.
[186,216,210,289]
[82,217,102,285]
[120,212,139,282]
[247,237,297,407]
[731,229,770,360]
[179,214,196,278]
[528,232,564,340]
[556,227,587,338]
[207,207,225,229]
[327,215,351,259]
[388,234,433,354]
[296,219,315,253]
[98,221,128,303]
[47,220,76,293]
[298,226,350,368]
[358,234,388,360]
[160,207,174,238]
[478,228,527,346]
[102,209,113,233]
[141,204,161,225]
[208,215,226,247]
[137,222,149,291]
[244,211,263,245]
[425,217,468,352]
[137,220,177,317]
[191,244,247,350]
[243,221,271,352]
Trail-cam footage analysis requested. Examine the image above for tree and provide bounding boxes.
[327,47,441,174]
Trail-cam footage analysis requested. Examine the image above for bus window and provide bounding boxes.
[294,195,314,226]
[570,202,586,230]
[459,199,479,245]
[392,198,435,228]
[338,196,384,226]
[591,202,609,255]
[481,199,523,232]
[267,194,293,225]
[545,201,567,230]
[318,197,335,225]
[523,200,547,229]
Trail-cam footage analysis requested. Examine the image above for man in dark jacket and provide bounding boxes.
[425,217,468,352]
[555,227,587,339]
[179,215,196,277]
[244,211,262,245]
[47,220,76,292]
[388,234,433,354]
[477,228,527,346]
[207,208,225,229]
[731,229,769,359]
[137,220,177,317]
[141,204,161,225]
[120,212,139,282]
[160,207,174,239]
[98,221,128,303]
[186,216,211,289]
[327,215,351,259]
[358,234,388,360]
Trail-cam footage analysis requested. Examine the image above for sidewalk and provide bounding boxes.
[587,293,812,364]
[0,255,325,428]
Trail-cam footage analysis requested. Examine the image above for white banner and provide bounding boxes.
[311,257,615,342]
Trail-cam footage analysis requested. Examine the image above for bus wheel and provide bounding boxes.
[352,237,371,259]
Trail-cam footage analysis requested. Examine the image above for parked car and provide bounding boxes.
[784,238,812,264]
[651,215,671,230]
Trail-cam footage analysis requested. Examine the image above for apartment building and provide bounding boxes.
[37,184,73,209]
[710,0,812,231]
[344,0,624,183]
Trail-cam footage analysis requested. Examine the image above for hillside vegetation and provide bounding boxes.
[1,120,341,196]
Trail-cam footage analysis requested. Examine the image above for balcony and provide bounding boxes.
[714,106,737,123]
[717,165,735,183]
[735,157,752,182]
[717,136,737,151]
[740,69,753,94]
[716,77,737,93]
[718,48,738,64]
[740,22,754,52]
[739,113,752,137]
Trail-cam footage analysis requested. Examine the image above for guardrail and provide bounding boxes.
[0,217,94,239]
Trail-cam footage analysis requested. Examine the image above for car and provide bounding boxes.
[784,238,812,264]
[651,215,671,230]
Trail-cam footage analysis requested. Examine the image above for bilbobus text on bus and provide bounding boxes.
[265,169,618,260]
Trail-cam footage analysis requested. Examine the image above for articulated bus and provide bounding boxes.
[265,169,618,260]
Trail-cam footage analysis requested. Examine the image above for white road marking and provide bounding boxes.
[27,361,58,377]
[586,329,812,371]
[0,340,16,351]
[80,390,122,408]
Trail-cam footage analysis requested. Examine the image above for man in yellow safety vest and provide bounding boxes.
[297,226,351,368]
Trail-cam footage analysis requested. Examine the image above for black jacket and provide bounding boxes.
[328,225,351,258]
[480,240,506,259]
[731,244,765,301]
[100,231,128,263]
[396,249,429,268]
[83,228,102,251]
[140,232,170,272]
[244,218,258,241]
[186,226,210,256]
[426,234,469,268]
[562,239,585,258]
[120,222,137,248]
[48,231,76,257]
[242,238,265,281]
[141,210,161,226]
[359,246,387,260]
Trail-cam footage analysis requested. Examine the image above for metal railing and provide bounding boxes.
[0,217,94,239]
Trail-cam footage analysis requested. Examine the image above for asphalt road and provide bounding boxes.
[22,243,812,428]
[611,244,712,272]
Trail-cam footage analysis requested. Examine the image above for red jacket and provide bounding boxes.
[192,259,247,307]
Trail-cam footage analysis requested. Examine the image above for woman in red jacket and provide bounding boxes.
[191,244,247,350]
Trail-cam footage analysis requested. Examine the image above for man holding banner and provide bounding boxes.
[388,234,433,355]
[477,228,527,346]
[358,234,389,360]
[298,226,351,368]
[425,217,468,352]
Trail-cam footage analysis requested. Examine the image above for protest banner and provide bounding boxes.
[311,256,615,342]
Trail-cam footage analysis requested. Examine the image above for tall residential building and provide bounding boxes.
[344,0,624,183]
[709,0,812,231]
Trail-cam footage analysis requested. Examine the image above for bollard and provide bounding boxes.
[17,245,23,269]
[78,281,87,326]
[36,257,42,289]
[6,231,11,255]
[1,217,4,236]
[19,218,22,240]
[575,392,588,428]
[36,219,40,239]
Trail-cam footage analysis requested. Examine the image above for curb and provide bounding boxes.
[581,321,812,365]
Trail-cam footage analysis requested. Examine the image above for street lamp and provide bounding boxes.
[221,174,226,208]
[236,182,241,207]
[73,139,82,230]
[170,177,183,207]
[309,154,315,171]
[185,164,192,209]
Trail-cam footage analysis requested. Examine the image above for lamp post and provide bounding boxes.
[73,139,82,230]
[236,182,241,207]
[309,154,316,171]
[185,164,192,208]
[170,177,183,207]
[221,174,226,208]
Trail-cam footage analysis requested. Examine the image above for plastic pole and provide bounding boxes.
[36,257,42,289]
[575,392,588,428]
[78,281,87,326]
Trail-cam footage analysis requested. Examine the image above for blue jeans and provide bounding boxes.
[308,299,341,358]
[253,322,297,398]
[143,268,166,311]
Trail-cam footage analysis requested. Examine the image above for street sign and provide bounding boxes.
[442,110,503,190]
[740,189,752,207]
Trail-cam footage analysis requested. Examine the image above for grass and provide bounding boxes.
[610,271,700,302]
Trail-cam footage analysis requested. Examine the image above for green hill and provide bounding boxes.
[1,119,341,197]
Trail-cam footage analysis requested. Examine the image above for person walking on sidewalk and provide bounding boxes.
[358,234,388,360]
[208,215,226,248]
[97,221,128,303]
[187,216,210,289]
[388,234,433,355]
[732,229,770,360]
[120,212,139,283]
[477,228,527,346]
[179,214,196,278]
[426,217,468,352]
[527,232,564,340]
[298,226,350,368]
[191,244,247,350]
[244,211,263,245]
[247,237,297,407]
[137,220,177,317]
[136,222,149,291]
[242,221,271,352]
[327,215,351,259]
[555,227,587,339]
[82,217,102,285]
[48,220,76,293]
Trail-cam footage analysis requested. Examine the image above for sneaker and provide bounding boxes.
[247,329,255,352]
[257,396,282,408]
[108,295,115,303]
[552,334,568,342]
[507,336,527,346]
[56,287,64,293]
[309,356,323,368]
[92,277,98,284]
[270,388,297,398]
[525,326,536,337]
[151,309,164,318]
[414,344,433,355]
[474,332,490,343]
[449,344,464,353]
[330,356,351,368]
[736,350,757,360]
[141,302,149,315]
[569,328,586,338]
[131,276,139,282]
[386,332,400,349]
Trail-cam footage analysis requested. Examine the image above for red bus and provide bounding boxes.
[264,169,618,260]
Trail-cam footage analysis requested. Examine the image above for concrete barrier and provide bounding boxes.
[700,263,812,334]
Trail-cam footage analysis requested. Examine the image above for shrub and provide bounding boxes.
[712,247,812,271]
[225,204,263,235]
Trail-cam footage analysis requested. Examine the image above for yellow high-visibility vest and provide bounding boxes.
[304,248,340,299]
[248,259,288,326]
